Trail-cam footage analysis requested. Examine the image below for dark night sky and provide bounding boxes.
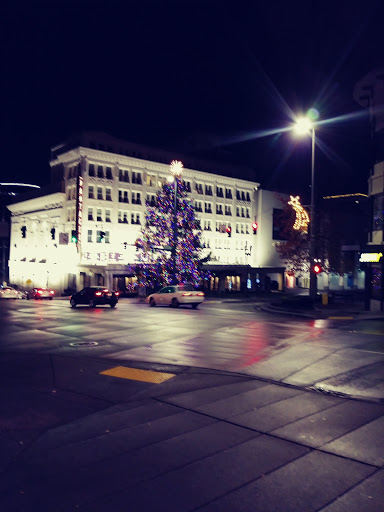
[2,0,383,202]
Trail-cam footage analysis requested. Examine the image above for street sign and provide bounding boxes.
[59,232,69,245]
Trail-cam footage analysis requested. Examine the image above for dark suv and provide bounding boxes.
[70,287,119,308]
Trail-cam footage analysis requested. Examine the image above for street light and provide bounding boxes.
[168,160,183,284]
[293,115,317,300]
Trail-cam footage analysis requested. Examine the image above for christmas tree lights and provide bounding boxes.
[135,172,211,288]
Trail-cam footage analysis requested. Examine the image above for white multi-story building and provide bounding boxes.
[7,132,287,295]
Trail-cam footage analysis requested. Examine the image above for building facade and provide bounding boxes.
[354,67,384,311]
[7,132,287,295]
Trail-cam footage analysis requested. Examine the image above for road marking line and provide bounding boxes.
[100,366,175,383]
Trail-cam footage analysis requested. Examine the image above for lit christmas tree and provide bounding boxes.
[135,161,211,288]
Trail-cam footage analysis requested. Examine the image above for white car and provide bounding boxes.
[147,284,205,308]
[0,286,24,299]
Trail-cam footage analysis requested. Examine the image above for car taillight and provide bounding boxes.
[182,292,192,296]
[50,290,55,295]
[197,292,205,296]
[95,292,102,296]
[114,291,120,296]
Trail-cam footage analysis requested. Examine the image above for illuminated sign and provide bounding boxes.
[359,252,383,263]
[81,252,125,264]
[76,175,84,251]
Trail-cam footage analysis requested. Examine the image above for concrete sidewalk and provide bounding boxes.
[1,353,383,512]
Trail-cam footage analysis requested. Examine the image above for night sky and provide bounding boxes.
[2,0,384,201]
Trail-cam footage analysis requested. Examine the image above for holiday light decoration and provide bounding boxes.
[170,159,184,176]
[288,195,310,233]
[134,171,211,288]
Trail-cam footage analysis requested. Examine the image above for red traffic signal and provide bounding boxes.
[226,226,232,237]
[252,222,258,234]
[312,264,322,274]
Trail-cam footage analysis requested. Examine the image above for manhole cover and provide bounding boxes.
[69,341,99,347]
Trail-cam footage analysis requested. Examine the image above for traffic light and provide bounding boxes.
[99,231,106,242]
[21,226,27,238]
[312,264,322,274]
[50,228,56,240]
[252,221,258,234]
[226,226,232,237]
[71,230,77,243]
[123,242,128,249]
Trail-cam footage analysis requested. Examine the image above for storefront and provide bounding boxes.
[360,248,384,311]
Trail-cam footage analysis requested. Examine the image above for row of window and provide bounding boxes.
[68,166,252,201]
[87,208,142,225]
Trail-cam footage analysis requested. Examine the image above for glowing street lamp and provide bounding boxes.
[168,160,183,284]
[293,113,317,300]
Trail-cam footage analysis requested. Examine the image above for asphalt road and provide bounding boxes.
[0,297,383,400]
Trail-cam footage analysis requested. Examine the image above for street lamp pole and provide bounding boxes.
[294,116,317,300]
[309,127,317,299]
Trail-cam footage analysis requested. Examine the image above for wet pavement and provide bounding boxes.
[0,297,383,510]
[0,353,383,511]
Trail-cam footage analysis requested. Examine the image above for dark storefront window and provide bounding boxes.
[373,195,384,231]
[371,266,382,300]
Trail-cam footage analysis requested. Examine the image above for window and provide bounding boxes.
[88,208,94,221]
[106,188,112,201]
[71,208,76,221]
[225,188,232,199]
[246,192,251,202]
[236,207,240,217]
[119,169,129,182]
[196,183,204,194]
[216,204,223,215]
[204,220,211,231]
[205,202,212,214]
[236,223,240,234]
[146,194,156,206]
[246,207,250,218]
[241,207,245,218]
[195,201,203,212]
[373,195,384,231]
[146,174,156,187]
[132,192,141,204]
[132,171,142,184]
[97,186,103,200]
[119,190,129,203]
[118,211,129,224]
[105,167,113,179]
[225,205,232,216]
[216,186,224,198]
[88,164,95,177]
[105,209,111,222]
[273,209,288,240]
[67,188,71,200]
[183,180,191,193]
[87,230,93,243]
[97,208,102,222]
[96,230,110,243]
[131,213,141,225]
[205,185,213,196]
[88,186,94,199]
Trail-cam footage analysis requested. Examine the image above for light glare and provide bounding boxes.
[294,117,313,135]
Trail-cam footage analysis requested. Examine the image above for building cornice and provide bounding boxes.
[51,147,260,190]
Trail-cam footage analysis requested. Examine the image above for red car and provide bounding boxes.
[26,288,55,300]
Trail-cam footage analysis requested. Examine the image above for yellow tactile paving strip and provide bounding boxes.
[100,366,175,383]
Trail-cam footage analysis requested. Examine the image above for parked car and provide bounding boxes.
[26,288,55,300]
[147,284,205,308]
[70,287,119,308]
[0,286,24,299]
